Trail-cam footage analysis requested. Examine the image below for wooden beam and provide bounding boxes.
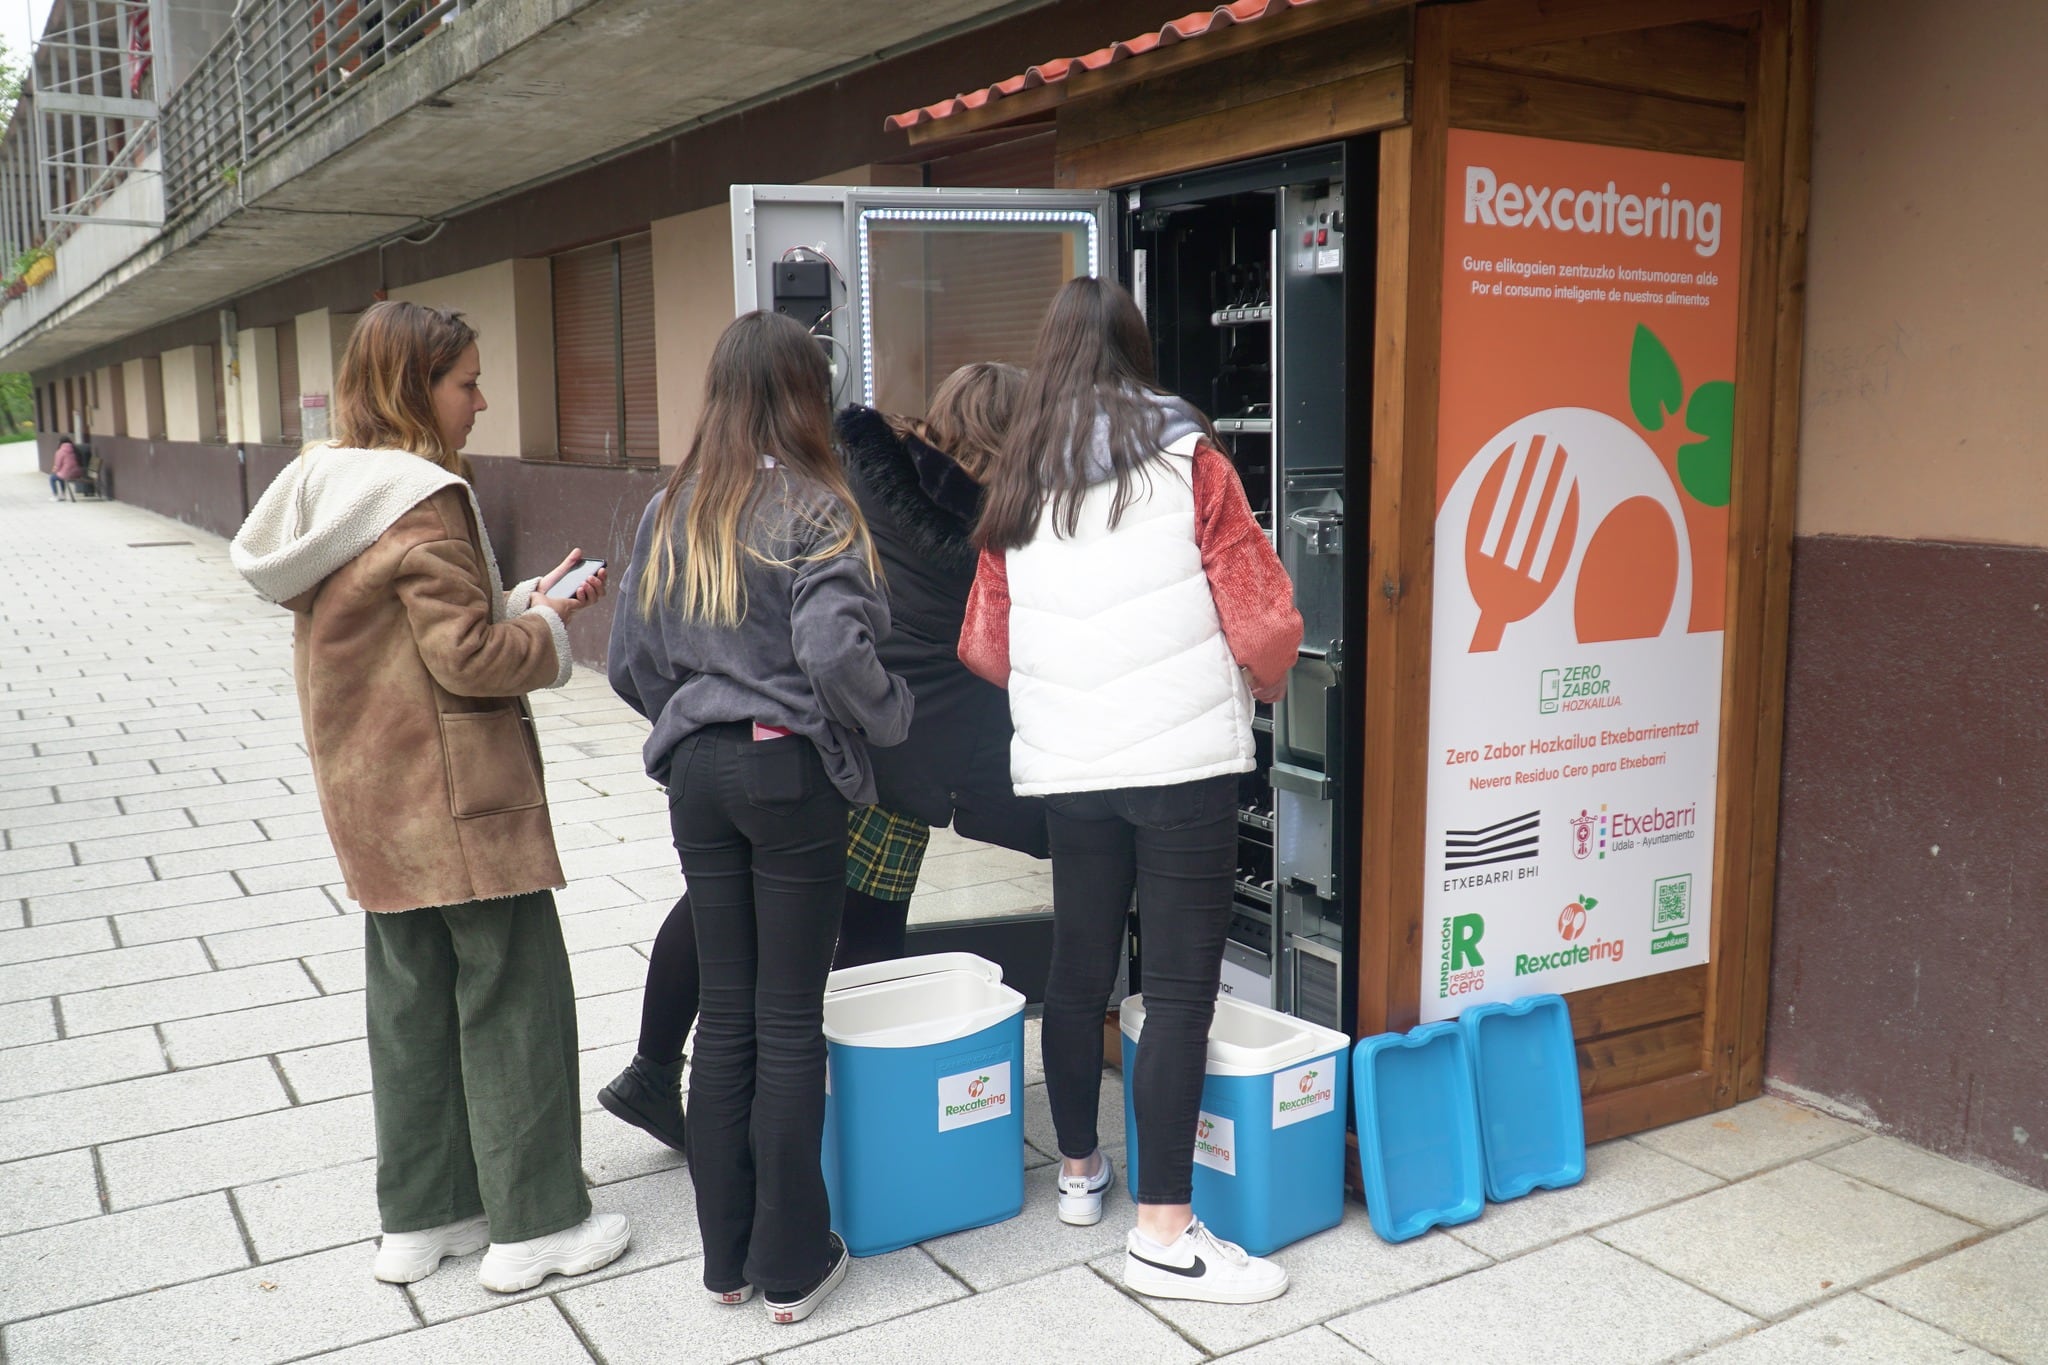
[1062,0,1414,101]
[904,87,1067,147]
[1059,15,1410,153]
[1464,22,1751,107]
[1445,0,1762,55]
[1357,122,1413,1039]
[1702,3,1784,1113]
[1449,64,1746,159]
[1365,6,1449,1037]
[1584,1070,1715,1143]
[1054,64,1409,190]
[1567,967,1709,1040]
[1579,1016,1707,1097]
[1736,0,1815,1101]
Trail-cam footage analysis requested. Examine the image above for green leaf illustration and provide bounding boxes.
[1678,380,1734,507]
[1628,324,1684,431]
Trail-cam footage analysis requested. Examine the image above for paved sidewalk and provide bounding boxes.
[1,443,2044,1365]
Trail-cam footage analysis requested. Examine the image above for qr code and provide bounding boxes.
[1653,875,1692,929]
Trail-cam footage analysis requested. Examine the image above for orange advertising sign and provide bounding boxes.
[1421,131,1743,1022]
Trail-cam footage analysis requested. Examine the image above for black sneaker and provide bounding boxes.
[596,1053,687,1153]
[765,1233,849,1325]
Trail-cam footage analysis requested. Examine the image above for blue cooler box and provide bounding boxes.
[822,953,1026,1256]
[1119,994,1351,1256]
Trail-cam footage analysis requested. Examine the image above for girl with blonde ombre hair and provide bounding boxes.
[609,310,911,1324]
[231,299,630,1293]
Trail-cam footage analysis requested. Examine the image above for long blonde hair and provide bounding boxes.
[883,361,1025,482]
[640,311,879,625]
[332,300,477,478]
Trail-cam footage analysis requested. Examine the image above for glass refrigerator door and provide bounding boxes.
[732,185,1116,414]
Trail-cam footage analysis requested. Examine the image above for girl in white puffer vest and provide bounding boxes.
[960,277,1302,1306]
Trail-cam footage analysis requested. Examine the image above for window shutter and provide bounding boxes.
[553,245,619,463]
[619,234,657,462]
[109,365,127,437]
[276,320,301,444]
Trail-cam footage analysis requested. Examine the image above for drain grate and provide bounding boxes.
[127,541,192,548]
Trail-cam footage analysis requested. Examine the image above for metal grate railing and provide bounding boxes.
[160,0,464,222]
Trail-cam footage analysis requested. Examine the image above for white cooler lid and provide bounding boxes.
[824,953,1022,1049]
[1120,993,1350,1076]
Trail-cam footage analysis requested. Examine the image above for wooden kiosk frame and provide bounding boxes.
[898,0,1816,1141]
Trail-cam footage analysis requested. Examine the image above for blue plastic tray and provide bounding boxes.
[1351,1022,1485,1242]
[1461,994,1587,1202]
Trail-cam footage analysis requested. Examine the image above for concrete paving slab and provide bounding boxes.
[279,1037,371,1104]
[0,1191,249,1321]
[0,1149,102,1237]
[6,806,191,849]
[115,886,338,945]
[0,937,210,1005]
[238,855,349,895]
[559,901,671,954]
[99,1094,376,1208]
[559,1244,967,1365]
[26,870,244,923]
[1688,1292,2007,1365]
[581,1104,687,1187]
[1327,1236,1756,1365]
[0,997,55,1047]
[1867,1215,2048,1365]
[1816,1136,2048,1228]
[1,1240,414,1365]
[770,1263,1200,1365]
[0,1025,166,1102]
[301,1299,594,1364]
[1595,1160,1975,1319]
[233,1159,380,1263]
[161,989,365,1067]
[61,958,320,1034]
[1447,1138,1724,1260]
[1636,1094,1864,1179]
[575,987,645,1050]
[302,947,367,994]
[1101,1207,1492,1357]
[568,944,654,997]
[0,1056,285,1161]
[411,1167,703,1322]
[0,916,116,965]
[923,1157,1135,1291]
[1213,1326,1384,1364]
[205,912,363,968]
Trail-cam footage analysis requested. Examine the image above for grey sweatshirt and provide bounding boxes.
[608,468,913,804]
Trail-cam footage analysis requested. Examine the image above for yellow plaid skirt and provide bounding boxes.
[845,803,930,901]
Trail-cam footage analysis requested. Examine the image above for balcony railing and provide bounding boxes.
[161,0,465,221]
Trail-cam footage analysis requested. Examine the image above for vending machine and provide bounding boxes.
[733,143,1370,1033]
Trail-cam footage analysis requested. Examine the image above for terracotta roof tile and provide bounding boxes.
[886,0,1327,132]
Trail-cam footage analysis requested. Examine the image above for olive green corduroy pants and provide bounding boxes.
[363,890,590,1243]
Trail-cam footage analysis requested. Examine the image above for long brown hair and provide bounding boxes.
[640,311,880,625]
[883,361,1025,482]
[976,277,1202,551]
[332,300,477,478]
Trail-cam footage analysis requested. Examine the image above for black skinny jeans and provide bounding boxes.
[1039,774,1237,1206]
[668,724,847,1296]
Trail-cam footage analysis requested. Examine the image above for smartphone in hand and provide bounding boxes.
[545,558,606,599]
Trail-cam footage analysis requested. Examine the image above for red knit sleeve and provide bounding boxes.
[958,546,1013,687]
[1194,443,1303,691]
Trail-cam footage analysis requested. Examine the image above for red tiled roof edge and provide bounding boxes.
[885,0,1325,132]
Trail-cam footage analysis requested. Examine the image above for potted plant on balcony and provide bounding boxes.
[19,246,54,288]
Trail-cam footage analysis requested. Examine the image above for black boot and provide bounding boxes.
[597,1053,687,1153]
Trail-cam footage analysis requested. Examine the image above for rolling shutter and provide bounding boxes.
[276,320,301,444]
[619,234,658,462]
[553,244,619,463]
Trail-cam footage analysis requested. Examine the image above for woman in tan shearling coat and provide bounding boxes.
[231,301,630,1293]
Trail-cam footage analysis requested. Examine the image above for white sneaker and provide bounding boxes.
[372,1214,489,1284]
[1056,1150,1116,1226]
[709,1284,755,1305]
[764,1232,849,1325]
[1123,1218,1289,1304]
[477,1211,631,1292]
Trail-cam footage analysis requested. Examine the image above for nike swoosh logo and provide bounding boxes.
[1129,1250,1207,1279]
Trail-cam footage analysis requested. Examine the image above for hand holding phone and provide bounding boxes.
[545,558,606,600]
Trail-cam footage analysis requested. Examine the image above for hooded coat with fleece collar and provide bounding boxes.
[232,445,573,912]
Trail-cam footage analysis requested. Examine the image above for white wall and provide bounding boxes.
[160,345,214,442]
